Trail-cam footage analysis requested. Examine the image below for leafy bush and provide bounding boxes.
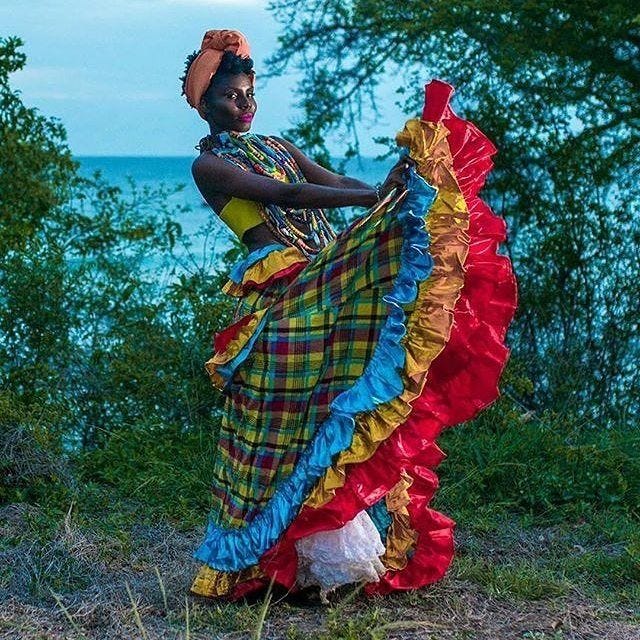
[435,361,640,520]
[1,37,235,459]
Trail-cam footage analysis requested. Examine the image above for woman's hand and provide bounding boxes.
[378,156,415,200]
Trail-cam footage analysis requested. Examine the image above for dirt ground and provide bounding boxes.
[1,504,638,640]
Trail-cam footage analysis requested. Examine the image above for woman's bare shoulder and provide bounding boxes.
[191,149,296,204]
[190,154,230,210]
[192,151,226,181]
[191,152,239,197]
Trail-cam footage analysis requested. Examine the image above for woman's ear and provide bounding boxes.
[197,99,209,121]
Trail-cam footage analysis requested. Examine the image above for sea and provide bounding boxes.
[75,155,390,266]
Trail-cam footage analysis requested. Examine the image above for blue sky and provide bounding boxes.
[2,0,405,157]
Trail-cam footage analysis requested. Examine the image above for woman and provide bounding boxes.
[181,29,517,602]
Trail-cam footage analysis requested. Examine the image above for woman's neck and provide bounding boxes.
[208,124,251,137]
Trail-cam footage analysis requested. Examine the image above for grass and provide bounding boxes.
[1,488,638,639]
[444,506,640,605]
[1,399,638,637]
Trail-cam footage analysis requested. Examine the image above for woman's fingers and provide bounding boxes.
[377,156,415,200]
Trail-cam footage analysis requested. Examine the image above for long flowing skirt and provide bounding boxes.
[190,80,518,599]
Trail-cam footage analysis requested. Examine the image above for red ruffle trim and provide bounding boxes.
[244,261,308,292]
[229,79,518,597]
[213,314,256,354]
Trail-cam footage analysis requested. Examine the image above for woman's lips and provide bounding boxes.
[238,114,254,123]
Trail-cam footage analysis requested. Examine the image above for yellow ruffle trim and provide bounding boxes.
[204,308,268,390]
[304,120,470,509]
[190,564,264,599]
[222,246,309,298]
[381,471,418,571]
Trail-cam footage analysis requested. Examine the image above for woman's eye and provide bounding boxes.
[226,93,237,99]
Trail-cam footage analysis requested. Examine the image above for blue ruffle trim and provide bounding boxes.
[228,243,289,284]
[194,167,437,571]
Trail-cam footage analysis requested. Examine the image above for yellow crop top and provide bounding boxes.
[218,197,265,239]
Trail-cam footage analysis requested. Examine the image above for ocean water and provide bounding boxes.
[75,155,390,242]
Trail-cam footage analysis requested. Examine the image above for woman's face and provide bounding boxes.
[202,73,256,133]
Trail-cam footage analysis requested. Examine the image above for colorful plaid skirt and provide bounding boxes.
[190,80,518,599]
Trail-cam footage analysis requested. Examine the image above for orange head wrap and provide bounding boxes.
[183,29,254,121]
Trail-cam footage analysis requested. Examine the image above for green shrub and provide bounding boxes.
[435,372,640,521]
[73,419,221,527]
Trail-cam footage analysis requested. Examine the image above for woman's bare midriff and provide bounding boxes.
[200,190,312,253]
[241,220,316,253]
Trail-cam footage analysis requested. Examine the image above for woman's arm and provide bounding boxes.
[273,136,373,190]
[275,136,415,201]
[192,153,378,209]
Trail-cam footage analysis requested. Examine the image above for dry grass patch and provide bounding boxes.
[1,503,638,640]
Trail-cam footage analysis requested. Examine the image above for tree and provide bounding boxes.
[267,0,640,422]
[0,36,78,252]
[0,37,232,451]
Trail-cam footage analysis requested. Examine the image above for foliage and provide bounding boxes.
[0,37,77,253]
[0,389,73,505]
[73,419,217,527]
[1,32,639,631]
[435,373,640,520]
[0,37,234,456]
[267,0,640,421]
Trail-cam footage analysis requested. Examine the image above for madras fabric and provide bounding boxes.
[191,80,518,599]
[209,193,409,529]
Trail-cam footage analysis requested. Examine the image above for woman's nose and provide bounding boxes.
[237,96,249,110]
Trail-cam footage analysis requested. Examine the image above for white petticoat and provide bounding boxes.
[295,510,386,598]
